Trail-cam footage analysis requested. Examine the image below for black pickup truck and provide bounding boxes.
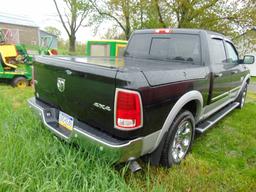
[28,28,254,169]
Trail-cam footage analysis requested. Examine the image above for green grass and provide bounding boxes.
[251,76,256,83]
[0,84,256,191]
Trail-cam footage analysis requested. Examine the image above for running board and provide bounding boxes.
[196,102,239,133]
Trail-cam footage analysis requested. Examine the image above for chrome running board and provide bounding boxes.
[196,102,240,133]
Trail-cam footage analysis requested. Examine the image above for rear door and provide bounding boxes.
[210,38,242,103]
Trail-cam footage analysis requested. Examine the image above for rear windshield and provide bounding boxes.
[125,33,201,64]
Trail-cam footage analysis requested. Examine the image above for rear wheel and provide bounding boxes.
[12,77,28,88]
[237,83,248,109]
[161,110,195,167]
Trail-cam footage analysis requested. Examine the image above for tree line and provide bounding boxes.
[52,0,256,52]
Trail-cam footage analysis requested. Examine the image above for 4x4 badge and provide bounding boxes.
[57,78,65,92]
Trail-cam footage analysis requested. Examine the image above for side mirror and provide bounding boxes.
[243,55,255,64]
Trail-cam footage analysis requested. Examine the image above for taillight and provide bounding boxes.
[114,89,143,130]
[155,28,172,34]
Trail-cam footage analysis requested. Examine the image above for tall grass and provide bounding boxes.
[0,84,255,191]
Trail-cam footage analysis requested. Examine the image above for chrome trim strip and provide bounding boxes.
[211,91,229,102]
[211,86,240,102]
[230,86,241,92]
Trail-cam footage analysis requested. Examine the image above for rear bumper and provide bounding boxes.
[27,97,149,163]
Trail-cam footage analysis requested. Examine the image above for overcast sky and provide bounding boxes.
[1,0,104,42]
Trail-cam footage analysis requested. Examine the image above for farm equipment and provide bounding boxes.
[0,43,32,88]
[16,44,33,63]
[86,40,127,57]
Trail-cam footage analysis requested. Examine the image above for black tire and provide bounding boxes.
[236,83,248,109]
[161,110,195,168]
[11,77,28,88]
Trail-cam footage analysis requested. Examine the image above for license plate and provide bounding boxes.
[58,111,74,131]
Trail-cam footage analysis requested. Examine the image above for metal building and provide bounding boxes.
[39,30,58,49]
[0,12,39,45]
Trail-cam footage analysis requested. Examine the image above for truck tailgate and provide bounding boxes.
[34,56,118,136]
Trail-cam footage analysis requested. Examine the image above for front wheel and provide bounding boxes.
[237,83,248,109]
[161,110,195,167]
[12,77,28,88]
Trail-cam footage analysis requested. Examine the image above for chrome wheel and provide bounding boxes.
[170,120,192,163]
[240,86,247,108]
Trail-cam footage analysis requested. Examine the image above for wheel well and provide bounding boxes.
[182,100,198,118]
[12,75,27,80]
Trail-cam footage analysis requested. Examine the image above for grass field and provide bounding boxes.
[0,84,255,191]
[251,76,256,83]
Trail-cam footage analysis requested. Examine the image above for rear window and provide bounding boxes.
[150,38,170,58]
[126,33,201,64]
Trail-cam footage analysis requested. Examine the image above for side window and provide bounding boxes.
[225,42,239,64]
[211,39,226,64]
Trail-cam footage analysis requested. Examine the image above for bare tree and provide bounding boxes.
[53,0,91,52]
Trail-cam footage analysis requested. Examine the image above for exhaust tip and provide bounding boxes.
[129,160,142,173]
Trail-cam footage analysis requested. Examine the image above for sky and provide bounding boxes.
[0,0,105,42]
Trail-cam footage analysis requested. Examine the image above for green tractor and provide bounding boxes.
[0,31,32,88]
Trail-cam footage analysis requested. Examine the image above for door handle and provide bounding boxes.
[214,73,223,78]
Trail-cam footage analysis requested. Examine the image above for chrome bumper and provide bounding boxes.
[27,97,146,163]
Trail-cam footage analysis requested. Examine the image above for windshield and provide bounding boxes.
[125,33,201,64]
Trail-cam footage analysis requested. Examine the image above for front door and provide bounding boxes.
[210,38,243,103]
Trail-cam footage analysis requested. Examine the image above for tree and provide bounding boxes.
[44,26,61,39]
[156,0,256,38]
[95,0,255,40]
[100,26,126,39]
[53,0,91,52]
[91,0,134,40]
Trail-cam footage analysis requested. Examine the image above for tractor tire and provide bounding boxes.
[12,77,28,88]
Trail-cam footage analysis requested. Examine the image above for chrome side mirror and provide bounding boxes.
[243,55,255,64]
